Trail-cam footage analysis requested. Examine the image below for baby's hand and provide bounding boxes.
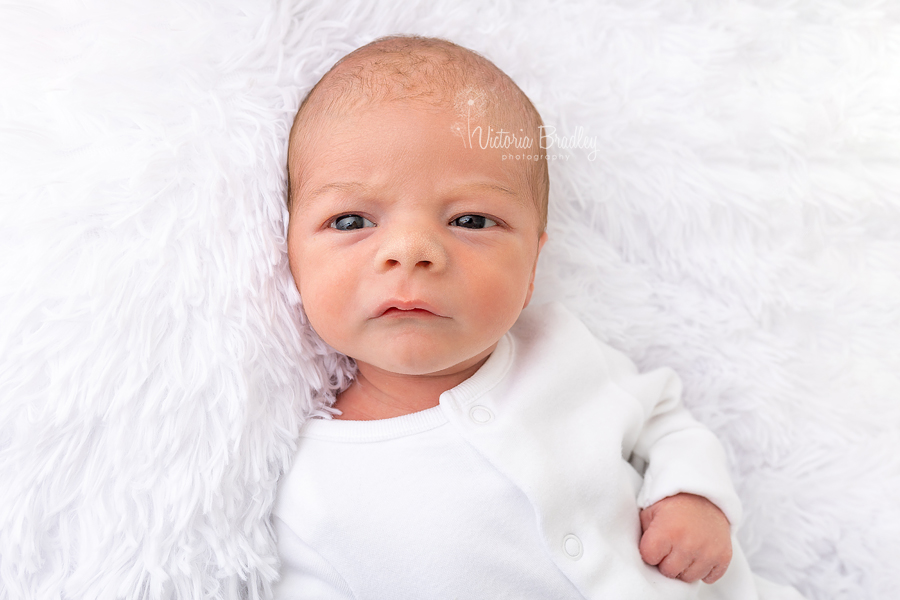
[638,493,732,584]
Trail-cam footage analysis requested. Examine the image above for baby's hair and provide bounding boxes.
[287,35,549,232]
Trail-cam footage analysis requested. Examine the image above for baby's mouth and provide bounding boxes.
[381,307,435,317]
[373,300,445,319]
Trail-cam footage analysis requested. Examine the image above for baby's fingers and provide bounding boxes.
[656,549,693,580]
[638,527,671,566]
[702,562,729,584]
[679,558,714,583]
[679,548,731,583]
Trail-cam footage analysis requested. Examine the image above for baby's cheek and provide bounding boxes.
[297,274,349,341]
[468,279,526,339]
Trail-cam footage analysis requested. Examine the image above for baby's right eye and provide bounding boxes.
[330,214,375,231]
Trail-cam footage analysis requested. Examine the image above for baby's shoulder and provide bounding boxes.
[511,301,640,378]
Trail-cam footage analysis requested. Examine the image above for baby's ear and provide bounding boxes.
[523,232,548,309]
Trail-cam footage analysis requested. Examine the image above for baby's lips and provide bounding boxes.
[372,299,445,318]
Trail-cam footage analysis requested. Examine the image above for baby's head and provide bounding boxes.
[286,35,549,379]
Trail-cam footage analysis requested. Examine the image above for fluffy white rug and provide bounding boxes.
[1,1,898,599]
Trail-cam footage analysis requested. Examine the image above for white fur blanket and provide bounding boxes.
[1,1,898,599]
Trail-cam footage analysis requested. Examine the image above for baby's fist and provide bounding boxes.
[638,493,732,584]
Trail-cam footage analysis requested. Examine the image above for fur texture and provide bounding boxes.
[1,1,898,599]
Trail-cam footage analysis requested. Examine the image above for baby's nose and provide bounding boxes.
[374,225,448,272]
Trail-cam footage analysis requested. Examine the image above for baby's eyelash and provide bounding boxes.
[450,214,499,229]
[330,214,376,231]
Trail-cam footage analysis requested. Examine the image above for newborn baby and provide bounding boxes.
[273,35,804,600]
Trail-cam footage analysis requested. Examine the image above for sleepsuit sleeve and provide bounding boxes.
[602,344,743,528]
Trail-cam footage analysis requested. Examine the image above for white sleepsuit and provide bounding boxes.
[273,302,804,599]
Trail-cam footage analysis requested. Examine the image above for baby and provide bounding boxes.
[273,36,804,599]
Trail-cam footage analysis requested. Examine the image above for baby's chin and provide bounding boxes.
[355,346,495,379]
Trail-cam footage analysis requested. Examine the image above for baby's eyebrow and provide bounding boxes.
[307,181,374,199]
[305,181,520,201]
[452,181,531,208]
[455,181,518,197]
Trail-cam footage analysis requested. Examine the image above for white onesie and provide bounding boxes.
[273,302,804,600]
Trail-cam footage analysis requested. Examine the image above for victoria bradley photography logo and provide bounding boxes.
[453,95,598,162]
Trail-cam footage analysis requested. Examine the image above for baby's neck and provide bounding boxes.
[331,357,489,421]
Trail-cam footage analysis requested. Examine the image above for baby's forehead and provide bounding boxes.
[312,70,502,123]
[294,63,532,174]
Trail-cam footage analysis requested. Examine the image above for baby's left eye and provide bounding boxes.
[450,215,498,229]
[330,214,375,231]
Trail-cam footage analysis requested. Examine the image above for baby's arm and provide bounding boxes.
[605,348,742,584]
[638,492,732,583]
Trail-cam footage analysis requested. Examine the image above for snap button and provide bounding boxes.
[468,406,494,424]
[563,534,583,560]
